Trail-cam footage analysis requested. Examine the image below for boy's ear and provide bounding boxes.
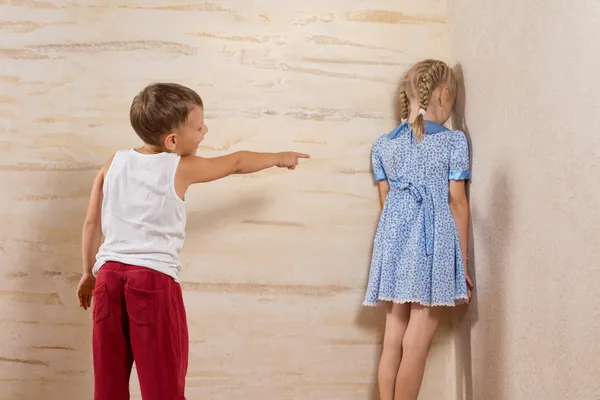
[163,132,177,151]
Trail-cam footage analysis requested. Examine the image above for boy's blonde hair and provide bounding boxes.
[398,60,457,141]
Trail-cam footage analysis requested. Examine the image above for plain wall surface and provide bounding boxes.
[449,1,600,399]
[0,1,457,399]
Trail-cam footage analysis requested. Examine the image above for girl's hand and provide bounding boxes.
[465,273,473,302]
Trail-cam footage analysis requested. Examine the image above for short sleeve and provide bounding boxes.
[449,130,471,180]
[371,137,387,181]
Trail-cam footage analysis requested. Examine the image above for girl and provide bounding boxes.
[363,59,472,400]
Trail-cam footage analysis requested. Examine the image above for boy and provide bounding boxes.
[76,82,309,400]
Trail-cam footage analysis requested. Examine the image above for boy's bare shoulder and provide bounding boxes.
[176,155,208,181]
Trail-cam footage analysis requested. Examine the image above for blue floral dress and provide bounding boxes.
[363,121,470,307]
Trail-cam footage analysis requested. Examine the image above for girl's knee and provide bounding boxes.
[401,311,440,358]
[401,334,433,360]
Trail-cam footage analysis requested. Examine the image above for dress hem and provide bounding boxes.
[363,295,469,308]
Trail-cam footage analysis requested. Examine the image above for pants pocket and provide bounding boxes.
[125,284,160,326]
[92,284,110,323]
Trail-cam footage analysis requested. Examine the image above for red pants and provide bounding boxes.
[92,262,188,400]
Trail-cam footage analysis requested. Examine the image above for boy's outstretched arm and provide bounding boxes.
[77,156,113,310]
[178,151,310,184]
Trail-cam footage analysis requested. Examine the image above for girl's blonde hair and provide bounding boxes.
[398,59,457,141]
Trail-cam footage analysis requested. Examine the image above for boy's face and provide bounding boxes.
[173,105,208,156]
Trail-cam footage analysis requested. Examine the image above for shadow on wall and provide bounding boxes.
[451,63,476,400]
[185,193,267,238]
[451,64,513,400]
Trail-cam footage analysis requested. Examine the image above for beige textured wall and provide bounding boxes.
[0,1,454,399]
[449,1,600,399]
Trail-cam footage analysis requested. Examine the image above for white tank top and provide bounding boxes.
[94,150,186,281]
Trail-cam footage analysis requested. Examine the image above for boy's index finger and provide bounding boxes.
[296,153,310,159]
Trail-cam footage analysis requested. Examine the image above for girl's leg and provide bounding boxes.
[378,303,411,400]
[394,304,441,400]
